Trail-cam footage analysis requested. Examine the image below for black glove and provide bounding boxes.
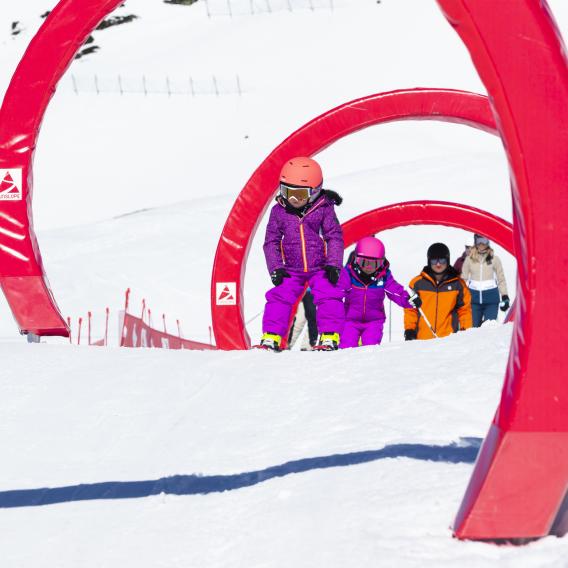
[324,265,341,285]
[408,291,422,309]
[404,329,417,341]
[270,268,290,286]
[499,295,510,312]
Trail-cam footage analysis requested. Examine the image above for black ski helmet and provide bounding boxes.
[427,242,450,264]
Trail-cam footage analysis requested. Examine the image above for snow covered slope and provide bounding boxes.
[0,325,566,567]
[0,0,568,565]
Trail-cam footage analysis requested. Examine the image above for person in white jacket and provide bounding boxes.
[461,234,510,327]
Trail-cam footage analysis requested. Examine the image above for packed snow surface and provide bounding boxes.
[3,323,565,568]
[0,0,568,565]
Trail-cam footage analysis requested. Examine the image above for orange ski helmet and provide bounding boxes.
[279,157,323,190]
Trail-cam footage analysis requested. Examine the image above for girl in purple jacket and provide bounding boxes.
[340,237,418,349]
[258,157,349,351]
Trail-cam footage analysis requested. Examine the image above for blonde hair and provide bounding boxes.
[469,245,494,263]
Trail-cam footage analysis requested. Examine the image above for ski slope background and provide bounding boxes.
[0,0,567,566]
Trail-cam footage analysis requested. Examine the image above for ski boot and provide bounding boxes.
[313,332,340,351]
[253,332,282,352]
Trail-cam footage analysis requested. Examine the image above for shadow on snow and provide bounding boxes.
[0,438,482,508]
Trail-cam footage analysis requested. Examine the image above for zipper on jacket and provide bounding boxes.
[363,286,368,321]
[433,285,439,334]
[280,240,286,264]
[299,222,308,273]
[479,262,483,304]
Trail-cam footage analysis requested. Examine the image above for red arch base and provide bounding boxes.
[211,88,497,351]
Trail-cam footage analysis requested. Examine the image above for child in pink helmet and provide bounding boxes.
[257,156,349,351]
[340,236,420,348]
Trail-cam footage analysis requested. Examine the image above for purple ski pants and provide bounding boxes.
[262,269,348,338]
[340,320,385,348]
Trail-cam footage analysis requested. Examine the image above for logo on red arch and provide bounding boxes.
[0,169,23,201]
[216,282,237,306]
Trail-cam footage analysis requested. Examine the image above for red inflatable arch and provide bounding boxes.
[342,200,513,253]
[436,0,568,540]
[2,0,568,542]
[0,0,126,336]
[211,88,498,351]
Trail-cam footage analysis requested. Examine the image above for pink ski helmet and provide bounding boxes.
[355,236,385,259]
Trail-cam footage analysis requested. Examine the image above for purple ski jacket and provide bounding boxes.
[345,263,412,323]
[263,190,344,274]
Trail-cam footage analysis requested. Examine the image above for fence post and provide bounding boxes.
[162,314,167,334]
[177,319,183,339]
[141,298,146,322]
[213,75,219,96]
[77,317,83,346]
[166,76,172,97]
[88,311,92,345]
[142,75,148,96]
[118,74,123,96]
[209,325,213,346]
[67,316,72,344]
[104,307,110,346]
[94,74,100,95]
[72,74,78,95]
[236,74,242,96]
[189,76,195,97]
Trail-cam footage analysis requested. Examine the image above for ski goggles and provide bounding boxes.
[279,183,319,202]
[429,258,448,266]
[356,256,385,271]
[475,236,490,245]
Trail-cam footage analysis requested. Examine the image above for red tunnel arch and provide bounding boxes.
[341,201,516,322]
[211,88,498,351]
[341,200,513,253]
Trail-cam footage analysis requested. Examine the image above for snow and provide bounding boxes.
[0,0,567,565]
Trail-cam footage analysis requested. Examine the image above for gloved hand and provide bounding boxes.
[324,265,341,285]
[499,295,510,312]
[404,329,417,341]
[408,291,422,309]
[270,268,290,286]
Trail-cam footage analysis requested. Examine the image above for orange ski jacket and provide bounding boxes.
[404,267,472,340]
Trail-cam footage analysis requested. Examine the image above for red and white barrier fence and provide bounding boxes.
[65,290,214,351]
[120,289,216,351]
